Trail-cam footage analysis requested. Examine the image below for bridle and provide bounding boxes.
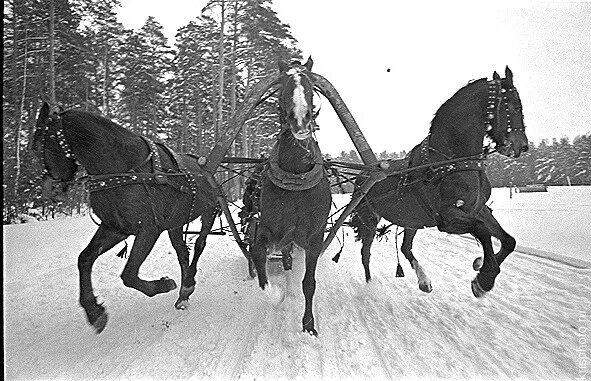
[279,67,318,137]
[484,79,524,154]
[34,110,83,190]
[38,111,76,161]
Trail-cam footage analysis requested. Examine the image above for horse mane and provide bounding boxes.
[62,109,139,143]
[429,78,488,134]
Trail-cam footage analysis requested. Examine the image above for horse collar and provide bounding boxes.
[267,140,325,191]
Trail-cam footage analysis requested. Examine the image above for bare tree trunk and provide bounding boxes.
[152,98,158,139]
[215,0,227,189]
[229,0,239,199]
[15,29,28,201]
[180,99,188,153]
[230,0,238,119]
[244,56,253,158]
[195,94,203,155]
[49,0,56,106]
[102,46,110,116]
[209,43,217,142]
[216,0,226,142]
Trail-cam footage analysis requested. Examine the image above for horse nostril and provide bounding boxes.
[522,144,529,152]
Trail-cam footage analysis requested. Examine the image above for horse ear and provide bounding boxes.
[505,66,514,85]
[493,71,501,81]
[278,60,289,73]
[304,56,314,71]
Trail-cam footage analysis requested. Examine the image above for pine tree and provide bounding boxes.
[118,18,172,138]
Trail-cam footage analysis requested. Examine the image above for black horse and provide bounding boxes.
[31,102,219,333]
[350,66,528,297]
[249,58,331,336]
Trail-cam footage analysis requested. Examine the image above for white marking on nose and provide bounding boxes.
[292,74,308,129]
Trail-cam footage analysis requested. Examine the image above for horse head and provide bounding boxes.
[486,66,529,158]
[31,102,79,200]
[277,57,317,141]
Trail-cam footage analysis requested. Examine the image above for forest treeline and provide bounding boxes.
[3,0,590,223]
[3,0,301,222]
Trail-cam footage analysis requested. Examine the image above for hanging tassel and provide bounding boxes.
[116,241,128,259]
[395,226,404,277]
[332,249,342,263]
[331,209,346,263]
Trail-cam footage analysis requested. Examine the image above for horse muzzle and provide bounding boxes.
[292,130,311,140]
[290,121,313,140]
[498,137,529,158]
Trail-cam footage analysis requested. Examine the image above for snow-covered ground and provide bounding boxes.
[488,186,591,267]
[3,190,590,380]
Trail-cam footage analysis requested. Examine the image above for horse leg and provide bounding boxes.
[168,227,190,309]
[251,233,268,288]
[302,234,323,336]
[282,243,293,271]
[471,227,501,298]
[251,232,284,304]
[78,224,127,333]
[174,208,217,309]
[120,227,177,297]
[483,206,516,266]
[359,214,378,282]
[401,228,432,293]
[471,207,516,270]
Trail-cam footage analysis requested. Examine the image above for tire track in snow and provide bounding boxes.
[342,280,394,379]
[319,255,393,380]
[209,298,268,380]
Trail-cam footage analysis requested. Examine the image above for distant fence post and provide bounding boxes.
[509,181,513,199]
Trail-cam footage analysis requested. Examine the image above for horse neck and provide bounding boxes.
[62,111,148,174]
[429,80,488,158]
[276,130,317,175]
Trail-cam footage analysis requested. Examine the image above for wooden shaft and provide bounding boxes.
[204,75,280,174]
[310,72,378,166]
[204,172,250,259]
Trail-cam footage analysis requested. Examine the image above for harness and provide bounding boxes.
[264,66,326,191]
[266,139,325,191]
[85,137,195,193]
[85,137,202,225]
[355,78,517,228]
[40,111,202,225]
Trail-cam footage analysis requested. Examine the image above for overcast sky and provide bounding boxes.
[117,0,591,156]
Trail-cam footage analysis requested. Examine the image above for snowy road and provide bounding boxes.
[4,214,590,380]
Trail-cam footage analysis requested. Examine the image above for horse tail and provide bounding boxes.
[348,200,379,242]
[348,211,364,242]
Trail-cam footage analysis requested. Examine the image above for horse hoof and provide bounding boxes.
[175,298,189,310]
[93,311,108,334]
[160,277,177,292]
[471,278,487,298]
[303,327,318,337]
[419,282,433,293]
[473,257,483,271]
